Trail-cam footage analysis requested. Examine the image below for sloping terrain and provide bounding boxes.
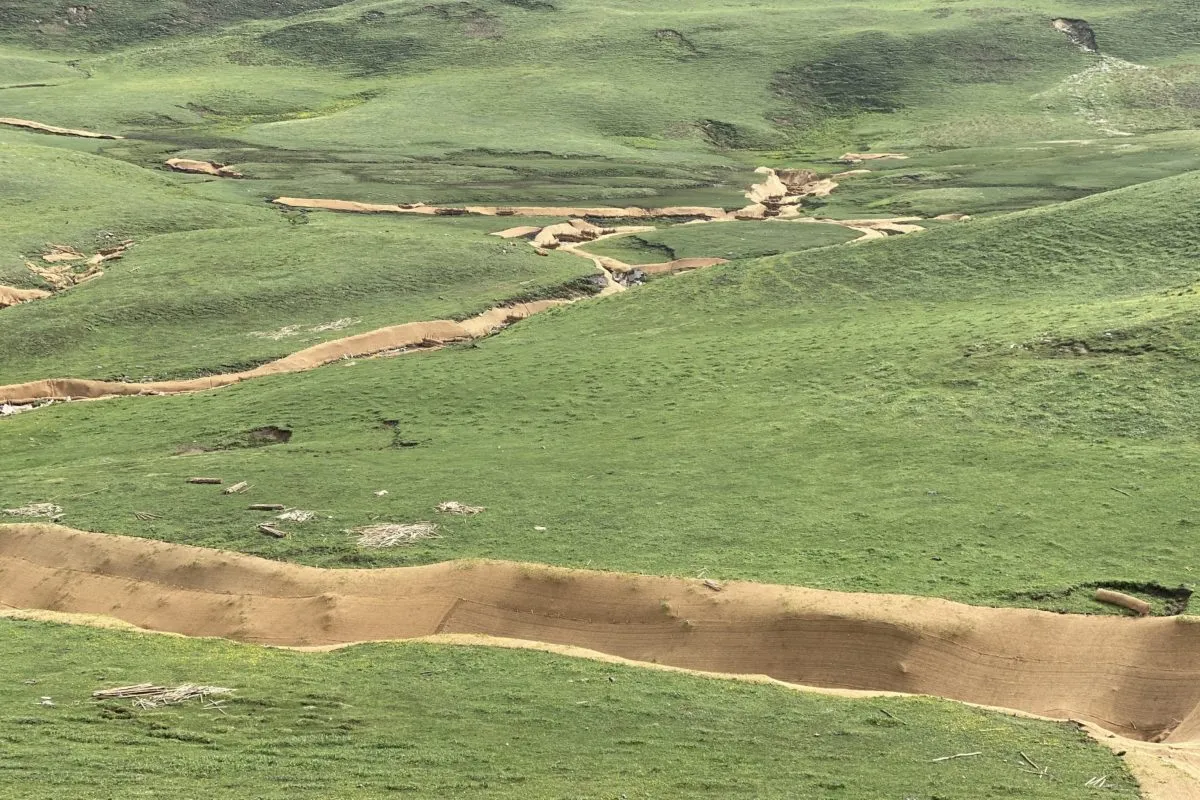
[4,172,1199,611]
[3,522,1200,747]
[0,613,1140,800]
[6,1,1200,797]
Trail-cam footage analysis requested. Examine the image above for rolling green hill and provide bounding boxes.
[4,1,1200,796]
[0,617,1137,799]
[4,170,1199,613]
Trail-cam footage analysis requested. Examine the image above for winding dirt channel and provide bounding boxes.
[3,524,1200,749]
[0,117,122,139]
[0,300,564,404]
[274,197,733,219]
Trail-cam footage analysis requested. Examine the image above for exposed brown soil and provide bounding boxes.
[41,245,85,263]
[0,117,122,139]
[0,285,51,308]
[273,198,731,220]
[4,241,134,310]
[165,158,243,179]
[2,522,1200,748]
[0,300,566,404]
[617,257,728,275]
[838,152,908,164]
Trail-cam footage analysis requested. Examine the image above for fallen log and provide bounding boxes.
[222,481,249,495]
[187,477,222,485]
[258,524,288,539]
[1095,588,1151,617]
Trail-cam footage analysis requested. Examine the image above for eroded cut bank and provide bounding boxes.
[3,523,1200,747]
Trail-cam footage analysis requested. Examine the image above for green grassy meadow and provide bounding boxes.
[5,0,1200,793]
[4,171,1200,614]
[0,618,1138,799]
[0,211,595,383]
[587,220,862,263]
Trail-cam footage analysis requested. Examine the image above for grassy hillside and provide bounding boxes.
[4,171,1199,614]
[6,0,1200,209]
[0,136,266,278]
[0,617,1137,799]
[0,213,595,383]
[586,220,861,263]
[6,2,1200,795]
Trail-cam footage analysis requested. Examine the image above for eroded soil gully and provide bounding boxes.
[3,524,1200,748]
[0,225,724,405]
[0,300,566,404]
[0,117,122,139]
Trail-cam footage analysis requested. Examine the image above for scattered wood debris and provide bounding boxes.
[258,524,288,539]
[2,503,62,518]
[1095,588,1151,617]
[92,683,233,708]
[187,477,223,485]
[276,509,314,522]
[702,579,723,592]
[248,503,285,511]
[1018,751,1052,779]
[436,501,485,515]
[931,752,982,762]
[222,481,250,495]
[133,511,159,521]
[353,522,440,548]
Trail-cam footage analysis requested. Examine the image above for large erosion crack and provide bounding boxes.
[3,524,1200,745]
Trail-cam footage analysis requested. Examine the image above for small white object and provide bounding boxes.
[374,490,389,497]
[534,526,547,531]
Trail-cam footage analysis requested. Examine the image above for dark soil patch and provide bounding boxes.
[177,425,292,454]
[699,119,753,148]
[655,28,699,55]
[258,20,425,76]
[1052,18,1099,53]
[246,426,292,445]
[1006,581,1192,616]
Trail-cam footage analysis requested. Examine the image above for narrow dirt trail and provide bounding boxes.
[0,117,122,139]
[0,300,566,404]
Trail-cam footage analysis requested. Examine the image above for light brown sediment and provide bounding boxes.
[839,152,908,164]
[0,117,122,139]
[1,523,1199,744]
[0,222,740,406]
[618,257,728,275]
[4,523,1197,797]
[0,285,51,308]
[273,197,732,220]
[165,158,243,178]
[0,300,566,404]
[3,242,133,312]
